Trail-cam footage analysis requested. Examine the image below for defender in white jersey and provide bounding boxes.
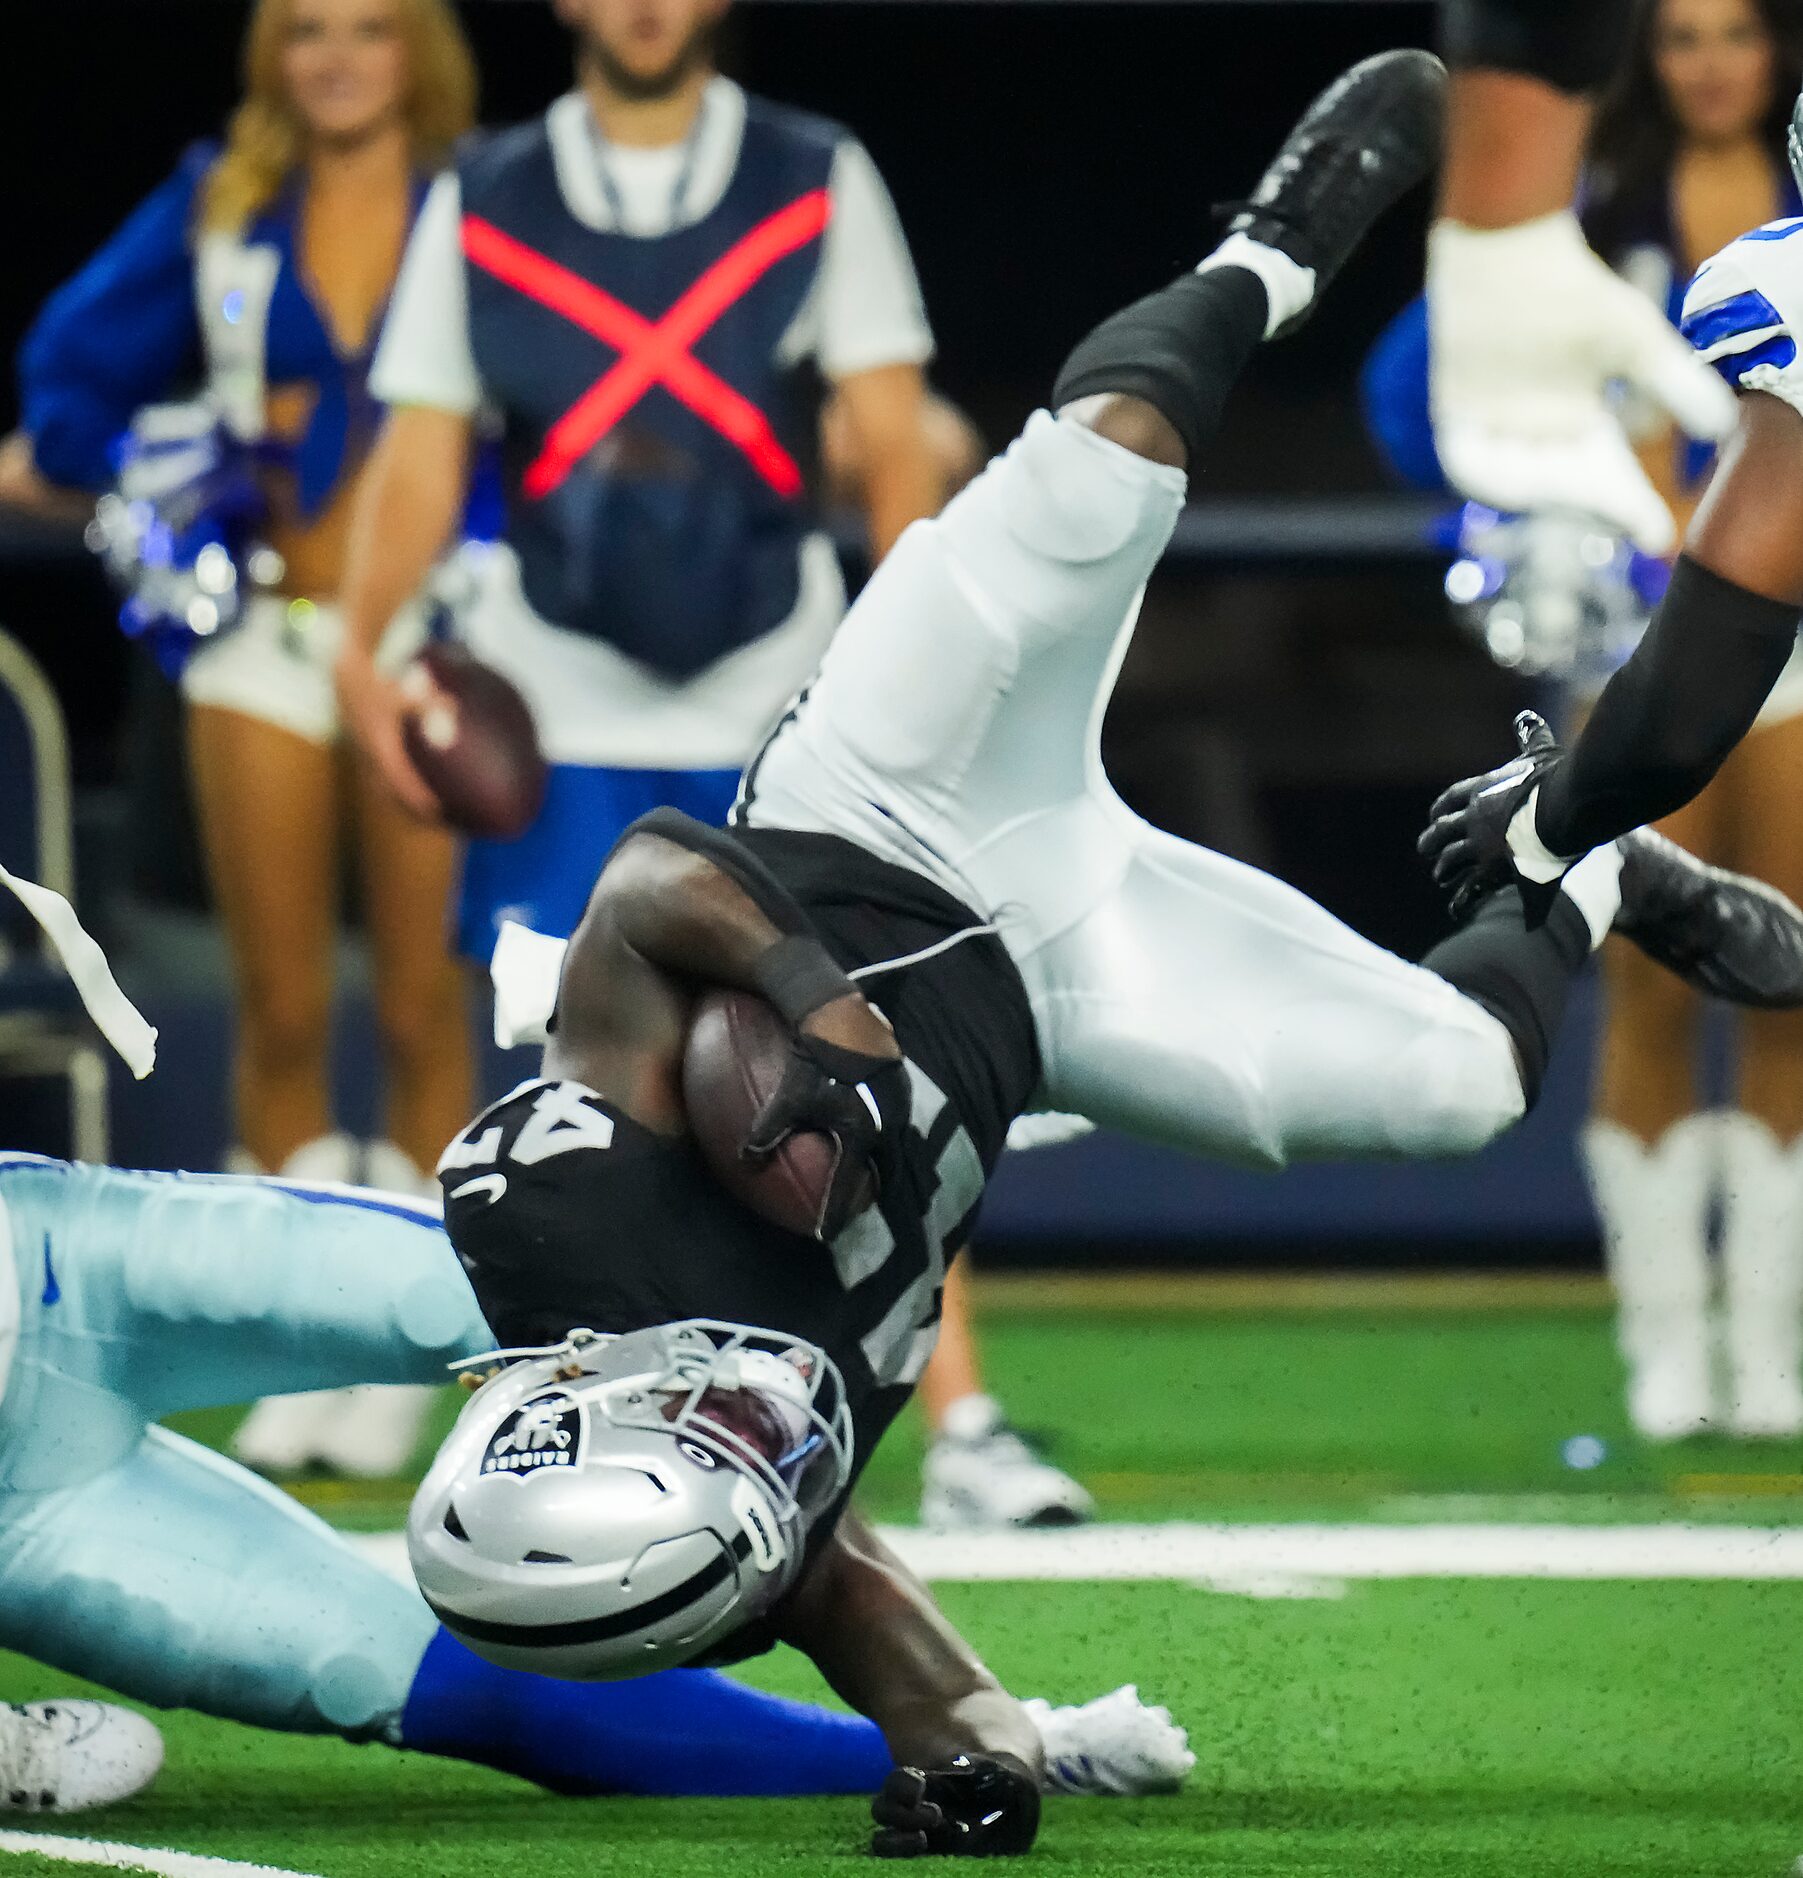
[1683,216,1803,410]
[1425,90,1803,1442]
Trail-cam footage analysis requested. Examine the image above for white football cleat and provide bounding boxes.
[1024,1685,1194,1797]
[234,1383,439,1481]
[921,1395,1094,1531]
[311,1383,439,1479]
[229,1389,354,1474]
[0,1701,162,1814]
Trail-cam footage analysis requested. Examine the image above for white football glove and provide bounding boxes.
[1428,211,1738,555]
[1023,1685,1195,1797]
[1004,1109,1095,1151]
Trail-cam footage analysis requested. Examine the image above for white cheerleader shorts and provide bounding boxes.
[180,593,428,745]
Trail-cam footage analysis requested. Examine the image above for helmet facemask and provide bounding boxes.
[610,1324,853,1533]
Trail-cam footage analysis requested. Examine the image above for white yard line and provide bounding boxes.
[885,1522,1803,1581]
[350,1521,1803,1584]
[1190,1569,1349,1601]
[0,1830,317,1877]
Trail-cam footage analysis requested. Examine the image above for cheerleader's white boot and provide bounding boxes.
[1717,1112,1803,1439]
[1582,1116,1717,1441]
[229,1132,371,1475]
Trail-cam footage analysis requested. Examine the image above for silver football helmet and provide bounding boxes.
[407,1321,854,1680]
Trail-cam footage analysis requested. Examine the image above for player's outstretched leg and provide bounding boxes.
[0,1418,896,1793]
[1053,49,1445,468]
[401,1631,892,1796]
[1029,814,1618,1167]
[739,53,1445,887]
[0,1157,491,1429]
[0,1416,1181,1801]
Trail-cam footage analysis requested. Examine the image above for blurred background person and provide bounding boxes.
[1371,0,1803,1442]
[0,0,482,1477]
[1431,0,1739,550]
[336,0,1088,1527]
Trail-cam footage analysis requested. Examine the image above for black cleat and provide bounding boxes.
[1615,829,1803,1008]
[1224,49,1445,336]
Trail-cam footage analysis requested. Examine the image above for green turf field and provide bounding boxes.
[5,1279,1802,1878]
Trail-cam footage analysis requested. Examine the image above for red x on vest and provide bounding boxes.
[463,190,832,503]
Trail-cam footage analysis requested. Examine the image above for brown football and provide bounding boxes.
[400,642,547,840]
[682,988,876,1240]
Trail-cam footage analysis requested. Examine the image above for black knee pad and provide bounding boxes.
[1420,887,1591,1105]
[1052,267,1267,467]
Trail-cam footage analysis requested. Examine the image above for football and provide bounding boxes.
[682,988,875,1239]
[400,641,547,840]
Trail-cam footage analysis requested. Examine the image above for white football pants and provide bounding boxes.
[738,410,1526,1169]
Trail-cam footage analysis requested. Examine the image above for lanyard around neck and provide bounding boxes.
[588,92,709,235]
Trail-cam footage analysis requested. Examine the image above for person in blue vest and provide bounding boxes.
[1370,0,1803,1445]
[338,0,942,932]
[335,0,1091,1532]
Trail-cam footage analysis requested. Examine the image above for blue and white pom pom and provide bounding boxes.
[86,401,281,680]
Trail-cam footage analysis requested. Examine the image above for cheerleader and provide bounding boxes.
[1,0,481,1475]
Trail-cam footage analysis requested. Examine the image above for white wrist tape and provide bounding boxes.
[1505,786,1578,885]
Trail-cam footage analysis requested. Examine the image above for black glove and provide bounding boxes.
[743,1033,911,1240]
[1417,710,1570,924]
[870,1757,1041,1858]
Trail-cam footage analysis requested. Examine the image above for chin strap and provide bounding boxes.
[0,864,157,1079]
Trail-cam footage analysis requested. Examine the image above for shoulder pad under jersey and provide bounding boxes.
[1682,218,1803,419]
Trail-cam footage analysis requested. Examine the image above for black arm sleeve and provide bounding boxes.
[1442,0,1636,93]
[1535,555,1802,854]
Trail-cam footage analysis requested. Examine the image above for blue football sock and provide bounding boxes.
[399,1628,892,1797]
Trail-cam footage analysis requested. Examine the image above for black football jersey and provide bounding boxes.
[440,827,1039,1540]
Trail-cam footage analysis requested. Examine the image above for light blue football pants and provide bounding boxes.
[0,1154,494,1740]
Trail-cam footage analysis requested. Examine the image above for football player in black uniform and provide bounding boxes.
[409,52,1803,1859]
